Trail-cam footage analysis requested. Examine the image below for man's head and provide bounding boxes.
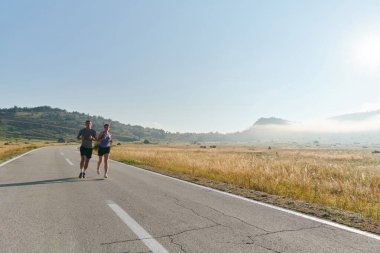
[104,123,110,130]
[85,120,92,128]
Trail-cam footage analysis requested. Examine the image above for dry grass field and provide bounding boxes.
[0,141,47,162]
[111,144,380,223]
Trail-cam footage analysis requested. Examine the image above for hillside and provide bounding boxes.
[0,106,228,143]
[0,106,168,142]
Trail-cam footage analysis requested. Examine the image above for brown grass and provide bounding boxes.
[0,141,49,162]
[111,144,380,222]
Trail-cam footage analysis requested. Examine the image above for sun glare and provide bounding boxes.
[351,34,380,73]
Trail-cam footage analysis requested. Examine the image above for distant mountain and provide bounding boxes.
[253,117,291,125]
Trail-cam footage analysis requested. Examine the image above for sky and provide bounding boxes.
[1,0,380,133]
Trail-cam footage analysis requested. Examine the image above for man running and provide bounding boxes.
[77,119,97,179]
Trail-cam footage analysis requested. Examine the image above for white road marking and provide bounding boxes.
[111,159,380,241]
[65,158,74,166]
[107,200,169,253]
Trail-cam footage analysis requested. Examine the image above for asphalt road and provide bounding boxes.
[0,146,379,253]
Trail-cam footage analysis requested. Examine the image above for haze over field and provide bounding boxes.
[255,114,380,134]
[1,1,380,134]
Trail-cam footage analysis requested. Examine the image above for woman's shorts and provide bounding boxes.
[80,146,93,159]
[98,147,111,156]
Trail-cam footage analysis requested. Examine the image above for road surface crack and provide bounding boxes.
[252,224,323,238]
[166,193,268,233]
[168,236,186,253]
[163,224,220,238]
[245,225,324,252]
[246,235,282,252]
[121,251,152,253]
[101,238,145,245]
[165,194,223,227]
[163,224,220,253]
[203,203,269,232]
[102,225,220,252]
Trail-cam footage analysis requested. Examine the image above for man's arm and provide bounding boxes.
[92,130,98,141]
[77,129,82,140]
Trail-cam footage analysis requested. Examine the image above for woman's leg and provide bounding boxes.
[104,153,109,178]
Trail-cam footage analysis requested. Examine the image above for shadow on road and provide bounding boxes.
[0,177,104,188]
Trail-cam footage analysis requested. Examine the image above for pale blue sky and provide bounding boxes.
[1,0,380,133]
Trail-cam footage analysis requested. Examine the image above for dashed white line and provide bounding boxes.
[107,200,169,253]
[65,158,74,166]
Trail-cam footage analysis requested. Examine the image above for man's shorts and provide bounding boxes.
[80,146,93,159]
[98,146,111,156]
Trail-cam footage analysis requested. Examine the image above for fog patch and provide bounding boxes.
[258,115,380,133]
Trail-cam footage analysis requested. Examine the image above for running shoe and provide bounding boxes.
[79,172,83,178]
[104,174,108,178]
[83,172,86,178]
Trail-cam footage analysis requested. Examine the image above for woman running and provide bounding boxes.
[97,123,112,178]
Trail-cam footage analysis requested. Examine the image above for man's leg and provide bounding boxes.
[79,156,85,178]
[83,157,90,178]
[82,147,93,178]
[80,156,85,169]
[97,156,103,175]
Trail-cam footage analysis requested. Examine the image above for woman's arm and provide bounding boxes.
[97,131,105,141]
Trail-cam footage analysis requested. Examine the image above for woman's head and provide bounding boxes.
[104,123,110,130]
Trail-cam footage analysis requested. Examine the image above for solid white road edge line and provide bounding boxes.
[0,148,40,168]
[106,200,169,253]
[65,158,74,166]
[110,159,380,241]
